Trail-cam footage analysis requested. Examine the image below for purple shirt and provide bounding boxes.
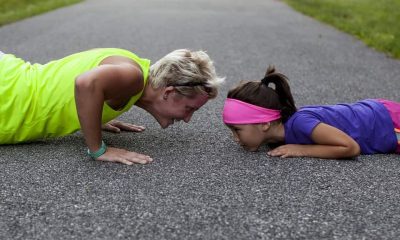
[284,99,397,154]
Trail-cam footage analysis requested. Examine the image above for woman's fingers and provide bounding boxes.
[102,123,121,133]
[96,147,153,165]
[118,158,134,165]
[103,120,145,132]
[119,123,145,132]
[127,151,153,164]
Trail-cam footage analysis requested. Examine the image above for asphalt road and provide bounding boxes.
[1,0,400,239]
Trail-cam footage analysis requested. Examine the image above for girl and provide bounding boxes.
[0,48,224,165]
[222,66,400,159]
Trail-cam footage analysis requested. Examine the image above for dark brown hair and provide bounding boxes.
[227,66,297,123]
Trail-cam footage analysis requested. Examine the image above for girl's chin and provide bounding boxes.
[249,147,259,152]
[242,145,259,152]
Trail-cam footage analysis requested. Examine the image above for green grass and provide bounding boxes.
[0,0,83,27]
[283,0,400,59]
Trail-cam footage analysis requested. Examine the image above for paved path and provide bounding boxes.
[1,0,400,239]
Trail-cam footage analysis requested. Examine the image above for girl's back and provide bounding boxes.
[223,66,400,158]
[284,99,397,154]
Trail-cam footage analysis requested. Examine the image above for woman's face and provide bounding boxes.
[154,90,209,128]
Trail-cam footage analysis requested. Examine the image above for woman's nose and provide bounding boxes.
[183,112,193,123]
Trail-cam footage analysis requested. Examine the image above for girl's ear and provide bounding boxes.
[261,122,271,132]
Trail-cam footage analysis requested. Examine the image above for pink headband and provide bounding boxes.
[222,98,281,124]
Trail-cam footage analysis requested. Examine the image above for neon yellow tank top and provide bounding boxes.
[0,48,150,144]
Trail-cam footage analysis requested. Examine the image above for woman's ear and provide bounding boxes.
[163,86,175,100]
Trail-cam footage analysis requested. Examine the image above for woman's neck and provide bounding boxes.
[135,82,160,113]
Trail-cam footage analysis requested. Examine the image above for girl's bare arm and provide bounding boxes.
[267,123,361,159]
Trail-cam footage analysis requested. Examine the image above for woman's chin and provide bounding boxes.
[157,120,169,129]
[162,120,176,129]
[160,122,170,129]
[155,117,172,129]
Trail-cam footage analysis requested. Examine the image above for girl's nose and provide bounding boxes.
[233,133,240,143]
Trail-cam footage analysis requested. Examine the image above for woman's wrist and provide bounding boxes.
[87,141,107,159]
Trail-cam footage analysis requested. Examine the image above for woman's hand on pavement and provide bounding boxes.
[102,120,145,133]
[96,147,153,165]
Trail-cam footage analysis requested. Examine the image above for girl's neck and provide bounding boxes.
[266,122,286,144]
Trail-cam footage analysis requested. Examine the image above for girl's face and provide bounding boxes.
[228,124,268,151]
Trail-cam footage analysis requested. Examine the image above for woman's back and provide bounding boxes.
[0,48,150,143]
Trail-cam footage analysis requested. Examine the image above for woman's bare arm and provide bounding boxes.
[74,63,152,164]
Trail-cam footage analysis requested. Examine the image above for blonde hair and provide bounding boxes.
[149,49,224,99]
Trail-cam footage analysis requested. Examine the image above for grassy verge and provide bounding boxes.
[283,0,400,59]
[0,0,83,27]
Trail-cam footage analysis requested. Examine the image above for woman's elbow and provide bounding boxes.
[75,76,100,100]
[75,76,94,92]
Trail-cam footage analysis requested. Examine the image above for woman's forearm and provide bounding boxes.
[74,76,105,152]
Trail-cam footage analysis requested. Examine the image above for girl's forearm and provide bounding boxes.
[299,144,360,159]
[268,144,361,159]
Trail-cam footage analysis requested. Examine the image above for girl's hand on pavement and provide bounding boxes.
[102,120,145,133]
[96,147,153,165]
[267,144,306,158]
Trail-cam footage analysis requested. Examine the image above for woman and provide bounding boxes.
[0,48,224,165]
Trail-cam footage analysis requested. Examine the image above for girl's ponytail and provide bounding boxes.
[261,66,296,122]
[227,65,297,123]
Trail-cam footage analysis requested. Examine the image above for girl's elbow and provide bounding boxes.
[346,142,361,158]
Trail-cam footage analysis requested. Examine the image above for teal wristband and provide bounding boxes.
[87,141,107,159]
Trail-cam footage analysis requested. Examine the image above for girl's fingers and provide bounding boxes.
[267,149,284,157]
[267,149,277,156]
[281,153,289,158]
